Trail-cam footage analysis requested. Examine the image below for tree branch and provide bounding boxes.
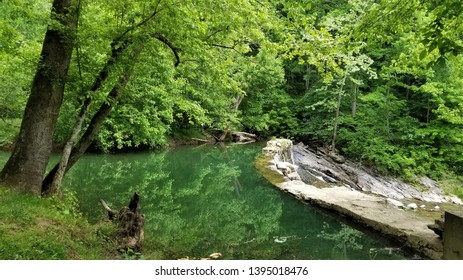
[153,33,181,66]
[204,26,229,41]
[0,116,20,128]
[207,41,245,55]
[114,4,161,43]
[210,43,236,50]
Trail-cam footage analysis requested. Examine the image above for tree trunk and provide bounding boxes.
[101,192,145,251]
[305,64,311,91]
[42,35,133,197]
[42,46,144,193]
[0,0,77,195]
[351,84,358,117]
[218,94,243,142]
[330,72,347,152]
[43,99,89,197]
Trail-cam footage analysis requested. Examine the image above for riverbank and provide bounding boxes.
[0,186,118,259]
[256,139,463,260]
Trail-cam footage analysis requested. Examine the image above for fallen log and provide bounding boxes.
[232,131,257,143]
[100,192,145,251]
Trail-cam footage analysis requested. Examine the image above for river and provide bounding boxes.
[0,144,406,259]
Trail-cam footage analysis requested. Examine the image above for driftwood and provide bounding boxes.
[232,131,257,143]
[100,192,145,251]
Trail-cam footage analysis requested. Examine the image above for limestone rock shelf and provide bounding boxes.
[257,139,463,259]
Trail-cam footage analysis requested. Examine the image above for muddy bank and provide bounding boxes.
[257,139,463,259]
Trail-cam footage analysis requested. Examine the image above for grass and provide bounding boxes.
[0,186,117,260]
[440,175,463,200]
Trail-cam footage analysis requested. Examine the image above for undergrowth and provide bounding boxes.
[0,186,116,260]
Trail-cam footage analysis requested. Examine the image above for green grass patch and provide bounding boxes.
[0,186,116,260]
[440,175,463,200]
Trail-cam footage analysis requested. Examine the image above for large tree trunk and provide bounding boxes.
[0,0,77,194]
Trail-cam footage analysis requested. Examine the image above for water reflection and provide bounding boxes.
[0,145,405,260]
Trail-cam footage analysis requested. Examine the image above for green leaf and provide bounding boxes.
[419,50,427,60]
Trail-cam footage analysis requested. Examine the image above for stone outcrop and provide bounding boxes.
[292,143,463,204]
[257,139,463,259]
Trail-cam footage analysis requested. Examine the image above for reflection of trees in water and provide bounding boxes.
[63,145,405,260]
[63,152,175,223]
[63,145,285,259]
[317,223,364,259]
[316,223,404,260]
[162,145,284,258]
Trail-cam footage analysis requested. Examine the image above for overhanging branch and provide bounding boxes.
[153,33,181,66]
[114,4,161,43]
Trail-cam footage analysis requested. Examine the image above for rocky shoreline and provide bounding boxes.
[257,139,463,260]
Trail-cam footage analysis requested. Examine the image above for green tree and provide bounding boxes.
[0,0,78,194]
[1,0,282,195]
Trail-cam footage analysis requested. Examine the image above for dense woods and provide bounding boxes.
[1,0,463,197]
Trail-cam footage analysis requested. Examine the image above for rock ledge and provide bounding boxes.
[257,139,463,259]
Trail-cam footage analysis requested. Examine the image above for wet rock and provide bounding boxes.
[276,162,296,174]
[263,146,279,155]
[407,203,418,210]
[275,140,293,163]
[328,151,346,164]
[428,214,445,239]
[387,198,405,208]
[287,172,301,181]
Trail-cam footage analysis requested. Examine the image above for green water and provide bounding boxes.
[0,144,406,259]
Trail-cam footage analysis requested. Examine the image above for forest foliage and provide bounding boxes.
[1,0,463,190]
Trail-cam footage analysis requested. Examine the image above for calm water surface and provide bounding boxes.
[0,144,406,259]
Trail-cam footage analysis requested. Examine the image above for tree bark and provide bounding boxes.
[0,0,77,194]
[43,100,88,197]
